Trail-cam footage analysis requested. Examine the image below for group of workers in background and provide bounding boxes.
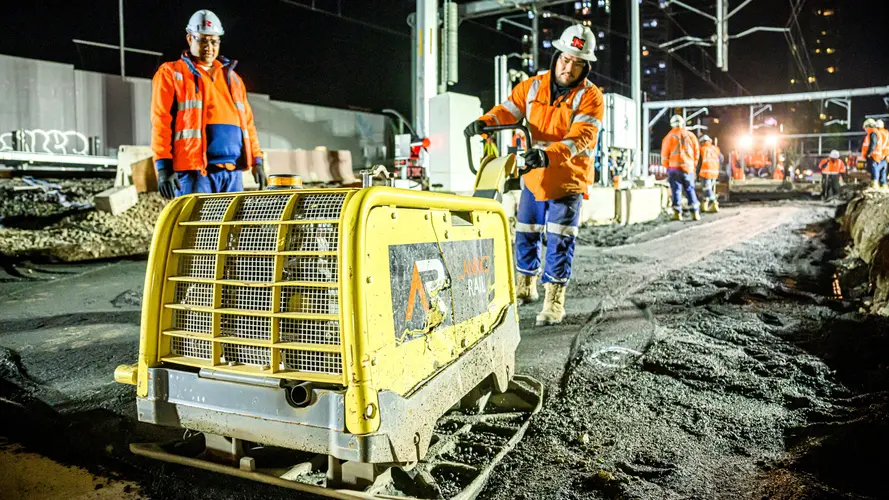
[659,114,723,221]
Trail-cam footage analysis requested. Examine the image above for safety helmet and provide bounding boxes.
[552,25,597,62]
[669,114,685,128]
[863,118,877,129]
[878,119,886,128]
[186,9,224,36]
[830,150,840,159]
[700,135,712,143]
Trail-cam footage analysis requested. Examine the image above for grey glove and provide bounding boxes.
[156,167,180,200]
[521,149,549,174]
[464,120,487,138]
[252,163,267,189]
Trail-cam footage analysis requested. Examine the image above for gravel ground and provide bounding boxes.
[1,201,887,500]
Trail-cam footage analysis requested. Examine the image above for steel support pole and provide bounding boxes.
[630,0,642,178]
[644,86,889,110]
[119,0,125,79]
[642,107,651,178]
[715,0,725,70]
[530,10,539,74]
[414,0,438,138]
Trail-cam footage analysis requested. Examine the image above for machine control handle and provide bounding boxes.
[466,123,533,175]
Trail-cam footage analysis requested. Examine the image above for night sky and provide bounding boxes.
[3,1,886,122]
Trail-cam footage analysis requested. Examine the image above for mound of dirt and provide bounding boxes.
[839,189,889,315]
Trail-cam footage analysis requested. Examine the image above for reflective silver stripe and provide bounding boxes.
[234,102,246,111]
[484,113,501,125]
[543,272,569,284]
[573,113,603,129]
[534,140,552,147]
[546,222,579,237]
[559,139,579,157]
[516,222,545,233]
[172,71,184,81]
[502,100,524,121]
[177,100,203,110]
[571,84,590,111]
[526,79,541,122]
[517,265,540,275]
[174,129,202,140]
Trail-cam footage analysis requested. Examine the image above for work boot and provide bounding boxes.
[711,200,720,213]
[692,210,701,221]
[536,283,567,326]
[702,200,712,213]
[872,181,880,190]
[515,274,539,304]
[671,210,683,221]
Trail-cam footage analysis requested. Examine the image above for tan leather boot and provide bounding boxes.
[692,210,701,221]
[536,283,567,326]
[872,181,880,189]
[712,200,720,212]
[516,274,539,304]
[671,210,682,221]
[702,200,712,213]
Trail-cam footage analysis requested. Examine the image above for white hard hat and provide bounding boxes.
[863,118,877,129]
[878,119,885,128]
[552,25,597,62]
[700,135,712,143]
[830,150,840,159]
[187,9,224,36]
[670,114,685,128]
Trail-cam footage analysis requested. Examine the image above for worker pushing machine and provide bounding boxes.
[465,24,604,326]
[150,10,266,199]
[861,118,885,189]
[697,135,722,213]
[661,115,701,221]
[819,150,846,200]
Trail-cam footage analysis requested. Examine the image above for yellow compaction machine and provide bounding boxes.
[114,124,541,499]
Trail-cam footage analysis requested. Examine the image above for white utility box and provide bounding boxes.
[427,92,484,194]
[605,93,638,150]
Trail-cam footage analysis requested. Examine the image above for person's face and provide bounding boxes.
[555,53,585,86]
[187,33,220,65]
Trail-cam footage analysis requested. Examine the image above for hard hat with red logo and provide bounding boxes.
[552,25,597,62]
[186,10,225,36]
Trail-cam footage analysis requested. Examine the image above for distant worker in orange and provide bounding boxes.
[661,114,701,221]
[861,118,884,189]
[697,135,722,213]
[878,119,889,190]
[150,10,266,199]
[730,151,744,180]
[819,150,846,200]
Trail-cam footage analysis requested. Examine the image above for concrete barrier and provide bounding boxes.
[616,187,665,225]
[581,187,616,225]
[117,145,155,192]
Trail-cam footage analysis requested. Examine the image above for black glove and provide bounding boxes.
[156,167,181,200]
[464,120,487,138]
[252,163,267,189]
[521,149,549,173]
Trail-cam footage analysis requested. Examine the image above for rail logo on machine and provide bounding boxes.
[389,239,495,344]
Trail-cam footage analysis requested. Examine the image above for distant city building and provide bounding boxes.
[641,3,681,99]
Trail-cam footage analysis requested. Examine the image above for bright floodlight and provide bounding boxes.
[765,134,779,147]
[739,135,753,149]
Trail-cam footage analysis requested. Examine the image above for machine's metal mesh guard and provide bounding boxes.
[171,337,213,359]
[222,344,271,367]
[220,314,272,340]
[281,349,343,374]
[279,319,341,345]
[225,225,278,252]
[174,282,214,307]
[282,256,338,283]
[287,224,339,253]
[280,286,339,315]
[165,191,353,380]
[291,193,347,220]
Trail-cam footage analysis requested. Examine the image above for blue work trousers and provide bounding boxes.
[515,187,582,284]
[668,169,700,212]
[175,166,244,197]
[869,159,888,186]
[702,178,717,202]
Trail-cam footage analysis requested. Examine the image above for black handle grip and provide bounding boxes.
[466,123,533,175]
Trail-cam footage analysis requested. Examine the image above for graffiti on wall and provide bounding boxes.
[0,130,90,155]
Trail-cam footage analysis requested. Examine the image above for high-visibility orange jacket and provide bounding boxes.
[151,53,263,173]
[661,127,699,174]
[878,127,889,161]
[861,128,883,162]
[699,143,721,180]
[819,158,846,174]
[478,71,604,201]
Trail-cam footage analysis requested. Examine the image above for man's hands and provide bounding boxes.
[253,163,267,189]
[521,148,549,173]
[156,167,181,200]
[464,120,487,138]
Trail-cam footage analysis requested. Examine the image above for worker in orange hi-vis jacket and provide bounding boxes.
[661,114,701,221]
[697,135,723,213]
[819,150,846,200]
[150,10,265,199]
[464,24,604,327]
[861,118,884,189]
